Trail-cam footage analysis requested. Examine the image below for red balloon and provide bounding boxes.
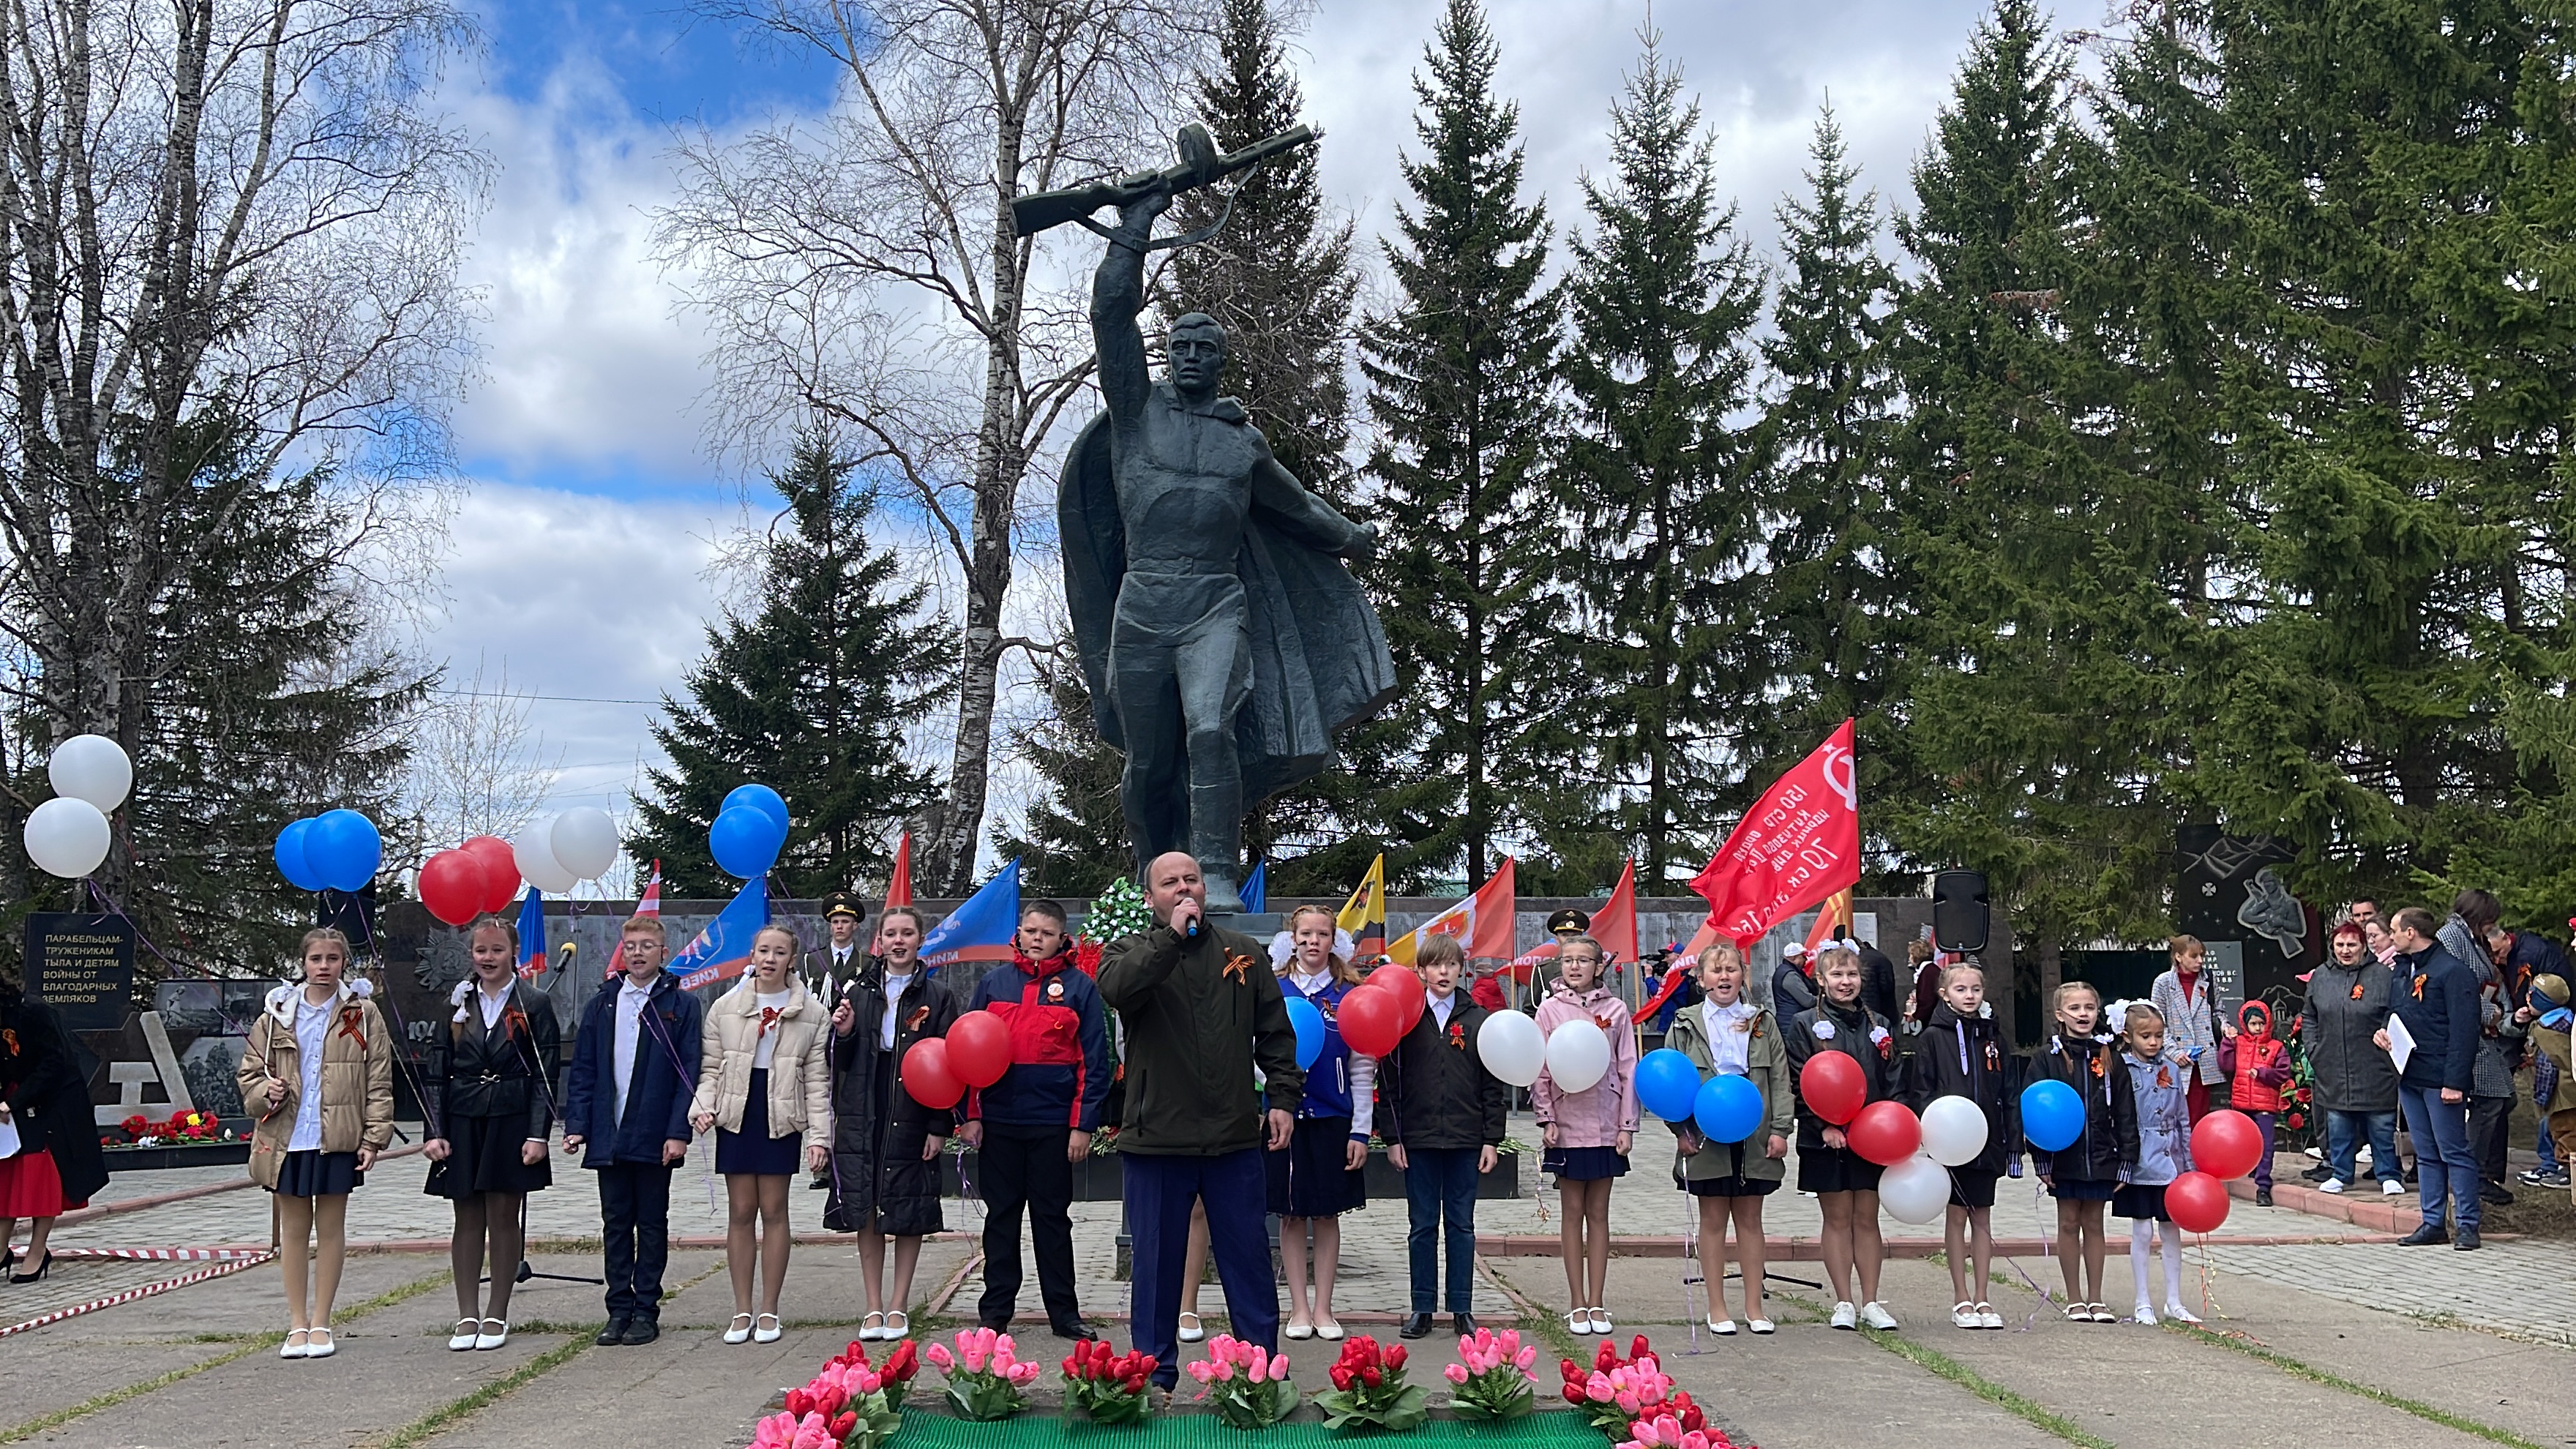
[1800,1052,1869,1126]
[460,834,522,913]
[1338,986,1403,1057]
[902,1038,965,1109]
[2166,1170,2232,1233]
[946,1011,1013,1089]
[1384,974,1426,1034]
[419,850,488,926]
[1846,1099,1922,1167]
[2191,1108,2264,1180]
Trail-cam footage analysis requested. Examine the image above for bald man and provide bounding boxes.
[1098,851,1304,1391]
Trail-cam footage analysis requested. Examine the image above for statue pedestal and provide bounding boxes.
[1208,911,1281,938]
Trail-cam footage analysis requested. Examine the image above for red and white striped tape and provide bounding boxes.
[0,1249,276,1339]
[35,1245,270,1262]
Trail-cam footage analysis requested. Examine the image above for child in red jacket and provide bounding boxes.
[2217,1000,2292,1205]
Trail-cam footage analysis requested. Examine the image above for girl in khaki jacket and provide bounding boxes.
[691,924,832,1343]
[1666,941,1792,1336]
[236,928,394,1360]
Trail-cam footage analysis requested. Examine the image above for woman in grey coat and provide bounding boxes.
[2300,921,2402,1194]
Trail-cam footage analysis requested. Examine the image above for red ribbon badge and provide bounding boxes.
[337,1005,367,1049]
[759,1006,782,1036]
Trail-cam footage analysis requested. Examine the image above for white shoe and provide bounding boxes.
[2318,1178,2345,1194]
[473,1319,507,1351]
[883,1311,908,1340]
[858,1311,886,1342]
[1830,1300,1857,1330]
[1177,1311,1205,1344]
[1587,1308,1613,1336]
[304,1328,336,1359]
[1565,1309,1593,1336]
[282,1329,312,1360]
[2163,1301,2202,1325]
[2384,1180,2408,1197]
[2132,1303,2158,1325]
[1746,1319,1775,1335]
[1315,1318,1345,1341]
[1977,1303,2004,1330]
[1860,1302,1898,1331]
[1950,1302,1980,1329]
[447,1319,478,1352]
[753,1313,782,1344]
[1285,1320,1315,1341]
[723,1313,754,1344]
[1707,1317,1736,1336]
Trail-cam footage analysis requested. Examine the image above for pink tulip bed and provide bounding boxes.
[744,1329,1748,1449]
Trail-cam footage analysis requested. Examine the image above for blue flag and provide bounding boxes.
[920,858,1019,973]
[673,877,771,992]
[1240,858,1267,914]
[514,888,548,979]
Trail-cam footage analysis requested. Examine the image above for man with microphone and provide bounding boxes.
[1098,851,1303,1396]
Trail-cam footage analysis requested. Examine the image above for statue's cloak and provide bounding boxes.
[1058,410,1399,803]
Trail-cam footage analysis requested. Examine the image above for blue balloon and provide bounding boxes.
[304,809,381,891]
[2021,1079,2085,1153]
[1285,997,1325,1070]
[722,783,790,835]
[274,818,326,891]
[1693,1074,1764,1145]
[709,804,785,878]
[1636,1048,1702,1123]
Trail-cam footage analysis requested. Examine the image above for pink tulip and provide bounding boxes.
[925,1343,954,1373]
[1187,1361,1213,1384]
[1516,1344,1538,1371]
[1444,1362,1471,1384]
[1248,1352,1268,1384]
[1588,1371,1615,1402]
[1270,1354,1289,1380]
[1616,1390,1641,1415]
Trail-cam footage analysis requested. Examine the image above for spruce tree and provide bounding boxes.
[1748,106,1903,855]
[1356,0,1564,891]
[1157,0,1368,888]
[632,430,948,898]
[1884,0,2182,963]
[1556,32,1765,890]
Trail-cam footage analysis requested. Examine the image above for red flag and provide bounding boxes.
[634,861,662,918]
[1505,860,1638,982]
[886,833,913,909]
[1391,858,1517,966]
[1690,720,1860,948]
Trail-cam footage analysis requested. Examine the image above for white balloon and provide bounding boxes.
[1879,1153,1952,1225]
[1542,1019,1612,1094]
[549,806,620,880]
[1476,1010,1546,1087]
[513,817,579,895]
[48,734,133,812]
[24,795,111,879]
[1921,1094,1991,1168]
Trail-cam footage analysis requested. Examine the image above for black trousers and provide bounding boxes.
[597,1161,674,1320]
[976,1123,1081,1330]
[2471,1094,2514,1186]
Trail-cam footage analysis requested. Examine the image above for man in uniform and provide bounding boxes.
[1098,851,1302,1393]
[801,891,866,1186]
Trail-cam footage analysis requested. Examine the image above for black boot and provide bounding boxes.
[1398,1313,1432,1339]
[596,1316,631,1347]
[2396,1222,2450,1246]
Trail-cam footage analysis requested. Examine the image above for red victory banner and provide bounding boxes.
[1689,719,1860,948]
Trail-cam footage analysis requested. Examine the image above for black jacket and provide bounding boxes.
[2392,943,2481,1095]
[826,962,958,1238]
[1377,995,1509,1151]
[0,990,110,1205]
[2027,1033,2138,1183]
[561,971,702,1168]
[1781,997,1895,1153]
[431,982,560,1141]
[1901,1003,2023,1173]
[1097,922,1303,1156]
[1857,942,1902,1027]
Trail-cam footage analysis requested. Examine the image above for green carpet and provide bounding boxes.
[896,1414,1601,1448]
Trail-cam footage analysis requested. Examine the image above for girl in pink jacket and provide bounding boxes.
[1532,937,1640,1334]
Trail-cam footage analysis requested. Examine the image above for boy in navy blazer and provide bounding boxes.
[562,916,703,1343]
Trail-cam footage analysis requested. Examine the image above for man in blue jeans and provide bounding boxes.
[1379,935,1510,1338]
[2386,907,2485,1250]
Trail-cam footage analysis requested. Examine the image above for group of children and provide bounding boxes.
[230,902,2308,1360]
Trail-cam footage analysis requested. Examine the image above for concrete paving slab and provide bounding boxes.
[0,1341,244,1430]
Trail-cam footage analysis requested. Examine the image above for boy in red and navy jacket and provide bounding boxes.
[959,898,1112,1338]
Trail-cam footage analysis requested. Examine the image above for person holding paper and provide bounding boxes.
[0,976,111,1282]
[2381,907,2485,1250]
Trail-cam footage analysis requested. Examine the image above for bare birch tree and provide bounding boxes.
[656,0,1218,893]
[409,654,561,847]
[0,0,487,910]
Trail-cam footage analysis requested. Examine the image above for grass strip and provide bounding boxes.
[0,1268,452,1445]
[1854,1326,2117,1449]
[360,1334,594,1449]
[2165,1322,2551,1449]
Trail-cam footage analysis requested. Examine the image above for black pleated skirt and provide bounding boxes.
[424,1112,552,1199]
[273,1149,363,1198]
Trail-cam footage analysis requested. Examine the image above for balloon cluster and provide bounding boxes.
[22,735,132,880]
[413,809,620,926]
[1336,967,1428,1059]
[274,810,385,894]
[711,784,789,878]
[900,1011,1015,1111]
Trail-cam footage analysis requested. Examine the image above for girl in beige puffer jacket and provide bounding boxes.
[691,924,832,1343]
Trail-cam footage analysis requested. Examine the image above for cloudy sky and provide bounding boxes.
[424,0,2004,865]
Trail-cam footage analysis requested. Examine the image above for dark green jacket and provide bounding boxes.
[1098,921,1304,1156]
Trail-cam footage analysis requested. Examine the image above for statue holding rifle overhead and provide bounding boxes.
[1036,124,1396,913]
